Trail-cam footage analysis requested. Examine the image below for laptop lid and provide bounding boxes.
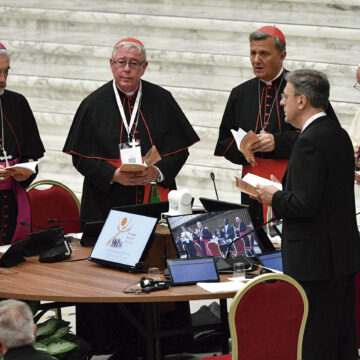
[80,221,105,247]
[0,238,30,267]
[167,257,220,286]
[112,201,169,221]
[199,197,248,212]
[258,251,283,272]
[88,209,158,272]
[166,208,263,260]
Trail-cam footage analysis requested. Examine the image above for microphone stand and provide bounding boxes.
[225,217,277,259]
[210,172,219,200]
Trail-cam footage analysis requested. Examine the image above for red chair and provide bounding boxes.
[201,273,308,360]
[233,237,245,255]
[27,180,80,234]
[207,241,222,257]
[194,242,203,256]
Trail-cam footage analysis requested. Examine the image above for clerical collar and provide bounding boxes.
[301,111,326,132]
[117,84,139,98]
[261,67,284,86]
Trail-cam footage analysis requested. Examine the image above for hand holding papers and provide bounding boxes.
[120,145,161,172]
[2,160,39,181]
[235,173,282,198]
[231,128,260,165]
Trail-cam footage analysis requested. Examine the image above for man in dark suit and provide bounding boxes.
[0,300,56,360]
[256,69,360,360]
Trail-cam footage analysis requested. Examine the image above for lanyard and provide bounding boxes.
[113,79,142,142]
[0,98,9,167]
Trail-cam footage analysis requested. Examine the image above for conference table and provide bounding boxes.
[0,239,241,360]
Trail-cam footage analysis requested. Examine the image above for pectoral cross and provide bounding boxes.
[130,138,138,148]
[0,149,11,167]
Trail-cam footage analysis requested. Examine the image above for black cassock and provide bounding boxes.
[63,80,199,356]
[63,79,199,226]
[0,90,44,244]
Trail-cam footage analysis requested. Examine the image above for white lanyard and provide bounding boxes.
[113,79,142,142]
[0,98,9,167]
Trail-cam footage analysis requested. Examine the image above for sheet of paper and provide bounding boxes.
[230,128,247,149]
[242,173,282,190]
[197,280,247,293]
[4,160,39,174]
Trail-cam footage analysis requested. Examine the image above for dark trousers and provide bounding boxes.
[300,274,357,360]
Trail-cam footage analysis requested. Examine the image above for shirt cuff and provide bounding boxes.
[155,166,164,182]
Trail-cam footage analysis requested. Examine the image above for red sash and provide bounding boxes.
[107,158,169,204]
[242,157,288,222]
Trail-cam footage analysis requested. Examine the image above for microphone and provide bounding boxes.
[48,218,83,223]
[134,250,189,272]
[210,172,219,200]
[20,221,57,231]
[225,217,277,259]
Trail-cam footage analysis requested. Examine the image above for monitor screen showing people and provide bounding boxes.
[167,208,262,259]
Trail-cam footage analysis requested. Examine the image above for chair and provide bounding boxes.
[27,180,80,234]
[194,242,203,256]
[208,241,222,257]
[233,237,245,255]
[201,273,308,360]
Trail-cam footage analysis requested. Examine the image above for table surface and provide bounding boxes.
[0,240,239,303]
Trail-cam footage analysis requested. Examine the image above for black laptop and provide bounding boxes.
[88,209,158,272]
[0,238,30,267]
[199,197,248,212]
[113,201,169,220]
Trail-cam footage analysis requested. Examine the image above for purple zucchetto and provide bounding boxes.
[0,43,6,50]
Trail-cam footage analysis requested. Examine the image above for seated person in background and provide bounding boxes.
[0,299,55,360]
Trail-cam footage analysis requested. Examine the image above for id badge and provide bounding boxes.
[119,141,142,164]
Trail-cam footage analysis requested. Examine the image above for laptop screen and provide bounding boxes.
[166,208,262,260]
[167,257,219,285]
[258,252,283,272]
[89,209,158,270]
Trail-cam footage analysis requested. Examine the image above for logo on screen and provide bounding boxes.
[106,217,133,248]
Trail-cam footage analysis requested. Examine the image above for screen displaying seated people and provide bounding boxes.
[166,208,262,259]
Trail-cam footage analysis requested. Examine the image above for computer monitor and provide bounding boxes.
[166,208,263,260]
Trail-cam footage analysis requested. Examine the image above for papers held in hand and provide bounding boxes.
[120,145,161,172]
[4,160,39,175]
[230,128,260,164]
[235,173,282,197]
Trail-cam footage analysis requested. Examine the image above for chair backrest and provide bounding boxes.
[27,180,80,234]
[233,237,245,255]
[207,241,222,257]
[229,273,308,360]
[194,242,203,256]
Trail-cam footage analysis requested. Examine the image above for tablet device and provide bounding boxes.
[167,257,220,286]
[199,197,248,212]
[88,209,158,272]
[0,238,30,267]
[257,251,283,272]
[112,201,169,220]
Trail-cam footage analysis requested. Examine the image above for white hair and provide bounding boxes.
[0,300,35,349]
[111,41,146,62]
[0,49,10,61]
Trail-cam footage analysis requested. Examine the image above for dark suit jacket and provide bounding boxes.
[272,115,360,282]
[224,224,235,239]
[4,345,56,360]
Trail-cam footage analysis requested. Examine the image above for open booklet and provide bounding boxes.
[235,173,282,197]
[230,128,260,164]
[120,145,161,172]
[4,160,40,175]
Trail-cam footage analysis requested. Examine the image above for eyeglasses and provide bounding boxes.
[112,59,144,70]
[0,67,10,76]
[354,82,360,91]
[280,93,298,102]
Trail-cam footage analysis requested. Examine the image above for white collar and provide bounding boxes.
[301,111,326,132]
[262,67,284,86]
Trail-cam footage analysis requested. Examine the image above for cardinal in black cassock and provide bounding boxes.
[0,44,45,244]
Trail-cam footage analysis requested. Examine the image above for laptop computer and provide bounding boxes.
[166,208,267,273]
[88,209,158,272]
[199,197,248,212]
[80,221,105,247]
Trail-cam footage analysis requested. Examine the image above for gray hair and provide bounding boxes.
[0,49,10,61]
[0,300,35,349]
[111,41,146,62]
[285,69,330,110]
[249,31,286,52]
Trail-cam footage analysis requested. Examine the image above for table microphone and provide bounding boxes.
[225,217,277,259]
[210,172,219,200]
